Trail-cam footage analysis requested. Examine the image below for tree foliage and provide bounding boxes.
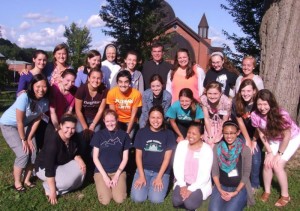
[64,23,92,70]
[99,0,168,63]
[221,0,265,72]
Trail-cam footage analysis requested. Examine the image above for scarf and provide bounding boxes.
[217,137,244,173]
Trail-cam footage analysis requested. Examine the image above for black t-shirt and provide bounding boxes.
[232,100,255,138]
[35,132,80,177]
[90,128,131,173]
[75,83,108,119]
[203,68,238,97]
[219,154,242,187]
[134,127,176,174]
[142,60,172,89]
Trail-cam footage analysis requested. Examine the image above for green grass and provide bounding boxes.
[1,134,300,210]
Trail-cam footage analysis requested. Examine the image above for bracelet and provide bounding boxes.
[21,139,26,142]
[278,151,284,156]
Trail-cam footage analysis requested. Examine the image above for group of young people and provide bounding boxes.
[0,41,299,210]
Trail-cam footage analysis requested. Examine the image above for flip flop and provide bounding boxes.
[14,186,26,192]
[24,182,36,188]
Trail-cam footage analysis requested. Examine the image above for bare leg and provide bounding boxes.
[263,165,273,193]
[13,165,23,188]
[273,160,288,197]
[24,163,34,185]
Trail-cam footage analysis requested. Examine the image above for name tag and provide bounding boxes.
[219,110,228,116]
[41,113,49,123]
[193,152,201,159]
[228,169,238,177]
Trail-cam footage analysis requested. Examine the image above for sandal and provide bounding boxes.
[275,196,290,207]
[24,182,36,188]
[261,192,271,202]
[14,186,26,192]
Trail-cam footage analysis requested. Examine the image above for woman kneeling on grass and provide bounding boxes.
[251,89,300,207]
[35,114,86,205]
[90,109,131,205]
[208,121,254,211]
[172,122,213,210]
[0,74,49,192]
[131,105,176,203]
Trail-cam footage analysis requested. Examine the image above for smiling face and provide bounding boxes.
[88,71,102,89]
[241,84,256,103]
[257,98,270,116]
[33,80,47,99]
[223,125,240,145]
[88,55,101,69]
[187,125,202,145]
[60,121,76,139]
[177,51,189,68]
[54,48,68,65]
[105,46,117,62]
[117,76,130,93]
[104,113,117,131]
[211,55,224,71]
[206,88,222,104]
[124,53,137,71]
[242,58,255,76]
[150,80,163,97]
[179,96,192,110]
[62,74,75,91]
[151,46,163,62]
[149,110,163,132]
[33,53,47,70]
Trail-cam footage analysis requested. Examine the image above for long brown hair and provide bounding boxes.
[253,89,289,138]
[179,88,198,119]
[170,48,195,81]
[235,79,258,116]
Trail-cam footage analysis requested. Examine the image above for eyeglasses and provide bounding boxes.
[223,132,237,136]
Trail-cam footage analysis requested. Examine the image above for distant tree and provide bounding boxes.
[0,63,13,90]
[99,0,168,63]
[64,23,92,69]
[221,0,264,72]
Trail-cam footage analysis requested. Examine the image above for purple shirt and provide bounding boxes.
[251,109,300,140]
[17,72,33,95]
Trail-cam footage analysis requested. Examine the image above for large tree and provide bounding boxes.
[99,0,167,62]
[221,0,265,72]
[260,0,300,125]
[64,23,92,70]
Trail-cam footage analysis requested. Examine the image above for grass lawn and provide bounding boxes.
[0,92,300,210]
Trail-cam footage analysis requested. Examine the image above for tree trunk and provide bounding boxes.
[260,0,300,124]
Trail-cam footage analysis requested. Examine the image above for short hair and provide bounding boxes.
[151,42,164,51]
[149,74,164,86]
[116,70,131,83]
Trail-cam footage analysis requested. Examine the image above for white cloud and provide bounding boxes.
[91,38,114,53]
[17,25,66,50]
[19,21,31,30]
[86,15,105,28]
[24,13,68,24]
[209,27,234,49]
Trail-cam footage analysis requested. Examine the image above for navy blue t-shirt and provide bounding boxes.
[134,127,176,174]
[90,128,131,173]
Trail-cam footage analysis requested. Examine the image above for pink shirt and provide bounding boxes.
[251,109,300,140]
[50,84,76,121]
[184,148,200,184]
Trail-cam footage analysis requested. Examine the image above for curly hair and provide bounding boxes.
[253,89,290,138]
[235,79,258,117]
[170,48,195,81]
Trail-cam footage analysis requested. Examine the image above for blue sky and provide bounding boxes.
[0,0,242,54]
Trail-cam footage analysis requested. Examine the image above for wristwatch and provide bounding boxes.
[278,151,284,156]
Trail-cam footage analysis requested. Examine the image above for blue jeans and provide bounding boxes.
[209,185,247,211]
[131,169,170,203]
[251,142,262,188]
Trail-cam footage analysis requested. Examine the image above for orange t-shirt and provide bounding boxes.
[171,71,200,103]
[106,87,142,123]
